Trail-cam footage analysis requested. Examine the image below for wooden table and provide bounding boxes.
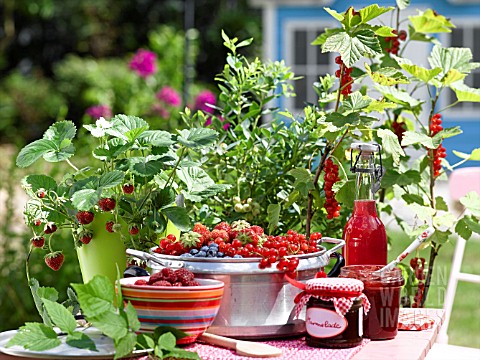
[0,308,446,360]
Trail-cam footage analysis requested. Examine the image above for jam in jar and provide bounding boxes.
[340,265,405,340]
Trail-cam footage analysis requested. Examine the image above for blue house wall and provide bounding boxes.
[261,0,480,167]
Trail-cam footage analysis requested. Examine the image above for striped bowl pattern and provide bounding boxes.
[120,277,224,344]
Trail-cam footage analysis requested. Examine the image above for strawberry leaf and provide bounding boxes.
[98,171,125,189]
[16,139,59,168]
[71,189,102,211]
[161,206,191,232]
[177,128,218,148]
[138,130,174,147]
[22,175,57,192]
[6,323,61,351]
[41,298,77,335]
[106,114,149,140]
[125,302,140,332]
[114,333,137,360]
[66,332,97,351]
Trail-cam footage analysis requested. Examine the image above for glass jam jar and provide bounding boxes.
[340,265,405,340]
[292,277,370,349]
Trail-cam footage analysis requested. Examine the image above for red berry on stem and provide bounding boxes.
[122,183,135,194]
[44,222,57,234]
[105,221,115,233]
[31,236,45,248]
[98,198,116,211]
[45,252,65,271]
[76,211,94,225]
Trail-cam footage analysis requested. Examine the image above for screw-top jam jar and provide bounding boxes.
[340,265,405,340]
[291,277,371,348]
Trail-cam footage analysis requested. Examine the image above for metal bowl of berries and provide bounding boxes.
[131,223,346,339]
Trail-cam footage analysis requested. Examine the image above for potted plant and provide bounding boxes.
[16,113,229,283]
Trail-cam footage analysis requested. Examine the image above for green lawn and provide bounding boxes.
[387,231,480,348]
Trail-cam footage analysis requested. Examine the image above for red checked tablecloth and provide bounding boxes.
[185,338,370,360]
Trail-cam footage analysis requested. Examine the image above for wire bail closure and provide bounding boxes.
[350,143,384,194]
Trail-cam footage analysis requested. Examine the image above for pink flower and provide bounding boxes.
[156,86,181,107]
[85,104,112,119]
[152,103,170,119]
[129,49,157,78]
[195,90,216,113]
[205,115,230,130]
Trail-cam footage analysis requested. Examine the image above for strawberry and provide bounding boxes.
[214,221,231,233]
[80,233,93,244]
[129,225,139,235]
[45,252,64,271]
[122,183,135,194]
[33,219,42,227]
[105,221,115,233]
[98,198,116,211]
[76,211,94,225]
[36,189,46,198]
[31,236,45,248]
[210,229,229,242]
[44,222,57,234]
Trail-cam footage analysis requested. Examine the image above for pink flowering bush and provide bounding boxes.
[85,104,112,119]
[156,86,181,107]
[129,49,157,78]
[194,90,216,113]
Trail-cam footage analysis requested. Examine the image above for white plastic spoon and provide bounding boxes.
[199,332,283,358]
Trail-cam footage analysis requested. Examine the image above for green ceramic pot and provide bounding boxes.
[76,212,127,284]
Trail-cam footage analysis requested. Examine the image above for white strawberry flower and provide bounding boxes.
[84,117,113,138]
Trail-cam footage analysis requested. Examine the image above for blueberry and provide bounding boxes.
[180,253,194,258]
[194,250,207,257]
[190,249,199,255]
[207,249,217,257]
[123,265,150,278]
[216,252,224,258]
[233,254,243,258]
[200,246,209,252]
[209,243,219,248]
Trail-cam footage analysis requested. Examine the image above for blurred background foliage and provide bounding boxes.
[0,0,260,331]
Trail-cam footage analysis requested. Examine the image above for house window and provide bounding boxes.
[285,23,333,114]
[447,24,480,112]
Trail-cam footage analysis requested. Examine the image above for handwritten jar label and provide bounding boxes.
[306,308,347,338]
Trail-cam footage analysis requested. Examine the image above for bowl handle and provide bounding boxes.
[326,252,345,277]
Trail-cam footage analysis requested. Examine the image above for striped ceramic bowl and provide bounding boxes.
[120,277,224,344]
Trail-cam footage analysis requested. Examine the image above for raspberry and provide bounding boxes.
[147,272,164,284]
[105,221,114,233]
[98,198,116,211]
[122,183,135,194]
[160,268,177,283]
[76,211,94,225]
[175,268,195,283]
[186,281,200,286]
[134,279,148,286]
[31,236,45,248]
[44,222,57,234]
[152,280,172,287]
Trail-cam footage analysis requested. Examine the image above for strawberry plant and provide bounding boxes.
[190,3,480,306]
[16,114,229,271]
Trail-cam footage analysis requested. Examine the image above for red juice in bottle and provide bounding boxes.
[343,143,387,266]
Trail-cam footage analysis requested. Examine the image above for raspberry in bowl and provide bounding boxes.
[119,269,224,344]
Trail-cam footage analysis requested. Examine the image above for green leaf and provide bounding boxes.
[323,7,344,22]
[71,189,102,211]
[267,203,281,234]
[311,28,343,46]
[402,193,425,205]
[381,169,421,187]
[433,212,456,228]
[359,4,394,24]
[322,29,382,68]
[22,175,57,192]
[430,230,451,245]
[288,168,313,184]
[130,156,171,177]
[364,99,397,113]
[335,180,356,208]
[177,128,218,148]
[43,121,76,144]
[325,112,359,127]
[456,216,480,240]
[72,276,116,318]
[107,115,149,140]
[88,311,128,341]
[460,191,480,217]
[98,171,125,189]
[138,130,174,147]
[16,139,59,168]
[373,25,396,37]
[375,85,423,111]
[396,0,410,10]
[453,148,480,161]
[395,57,442,82]
[441,69,466,85]
[158,332,177,350]
[401,131,437,149]
[435,196,449,211]
[114,333,137,360]
[428,46,480,78]
[165,350,201,360]
[177,167,214,192]
[451,83,480,102]
[161,206,191,232]
[93,138,130,161]
[66,332,97,351]
[377,129,405,164]
[409,9,455,33]
[435,126,462,140]
[6,323,61,351]
[365,63,409,86]
[342,92,372,111]
[407,203,436,222]
[29,279,58,327]
[125,302,140,332]
[42,298,77,334]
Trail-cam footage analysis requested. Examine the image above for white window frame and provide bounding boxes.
[440,17,480,118]
[284,19,336,114]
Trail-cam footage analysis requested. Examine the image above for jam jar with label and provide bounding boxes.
[292,277,371,349]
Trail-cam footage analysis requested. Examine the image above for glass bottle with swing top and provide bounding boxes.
[342,143,387,265]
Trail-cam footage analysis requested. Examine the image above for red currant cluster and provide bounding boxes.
[392,120,407,146]
[323,158,341,219]
[430,113,447,177]
[334,56,353,97]
[410,257,426,307]
[153,221,323,276]
[385,30,407,55]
